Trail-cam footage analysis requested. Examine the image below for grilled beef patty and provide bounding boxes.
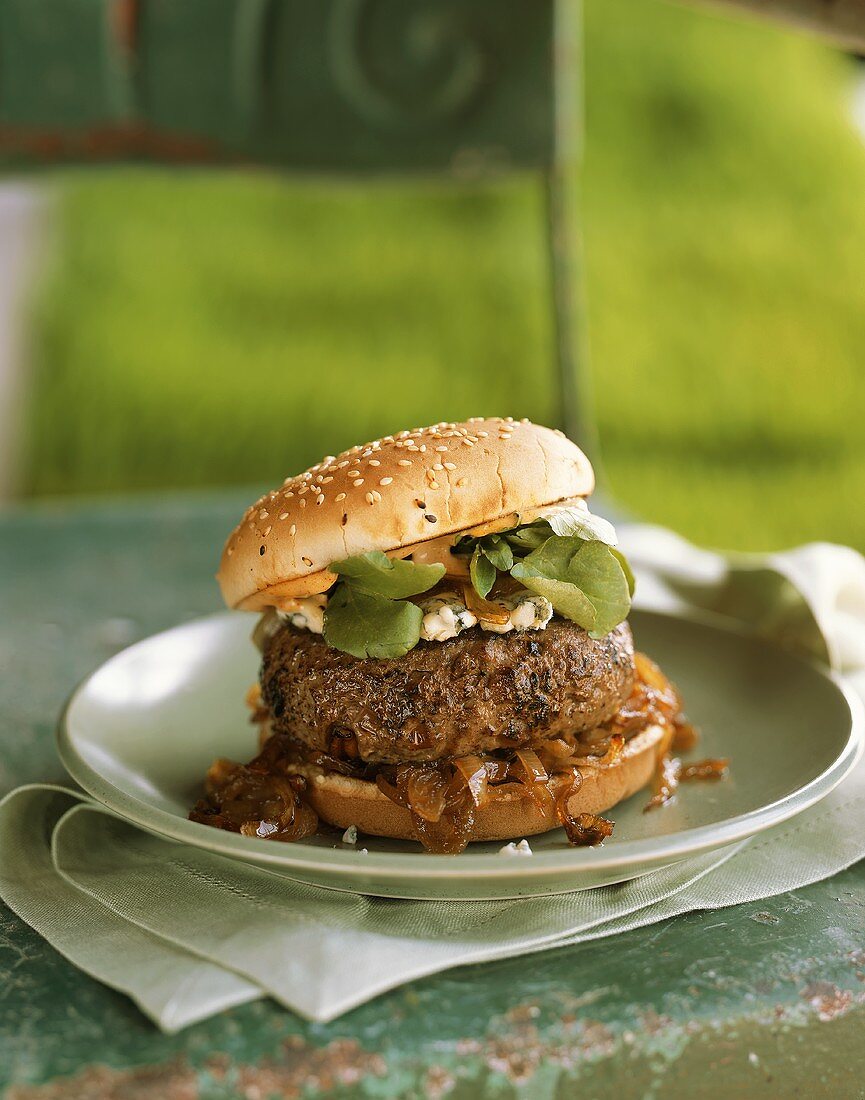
[260,618,635,764]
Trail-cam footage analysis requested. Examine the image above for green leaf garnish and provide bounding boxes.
[470,546,497,598]
[480,534,514,572]
[610,547,636,597]
[323,583,423,658]
[511,537,631,638]
[506,506,617,553]
[330,551,444,599]
[544,506,618,544]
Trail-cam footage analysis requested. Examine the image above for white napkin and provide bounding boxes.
[1,527,863,1031]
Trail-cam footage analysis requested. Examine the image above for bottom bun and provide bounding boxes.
[301,724,665,844]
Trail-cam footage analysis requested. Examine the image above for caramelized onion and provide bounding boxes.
[644,753,681,810]
[483,758,511,784]
[511,748,553,813]
[672,717,700,752]
[461,584,512,625]
[562,812,614,846]
[513,748,548,784]
[375,772,407,806]
[680,758,729,782]
[596,733,624,766]
[400,765,450,822]
[453,755,490,807]
[189,759,318,842]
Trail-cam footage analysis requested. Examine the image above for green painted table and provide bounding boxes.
[2,494,864,1099]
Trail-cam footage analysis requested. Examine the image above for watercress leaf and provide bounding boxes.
[470,545,497,598]
[510,561,598,630]
[567,541,632,637]
[509,536,632,637]
[330,551,444,599]
[481,534,514,572]
[323,583,422,658]
[544,506,618,545]
[510,538,598,630]
[610,547,636,597]
[505,523,549,553]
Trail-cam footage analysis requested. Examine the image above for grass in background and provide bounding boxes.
[20,0,865,553]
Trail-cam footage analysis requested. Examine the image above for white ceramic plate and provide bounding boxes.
[57,609,862,900]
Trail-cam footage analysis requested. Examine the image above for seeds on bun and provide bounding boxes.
[217,417,594,609]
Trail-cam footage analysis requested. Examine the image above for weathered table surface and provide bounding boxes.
[1,493,863,1100]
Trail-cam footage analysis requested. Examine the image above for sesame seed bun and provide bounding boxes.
[218,417,595,610]
[299,724,664,844]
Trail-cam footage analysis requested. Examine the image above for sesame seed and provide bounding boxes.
[316,496,324,506]
[298,486,308,495]
[259,546,266,556]
[278,512,289,520]
[435,445,447,452]
[365,492,375,505]
[336,492,346,502]
[227,546,233,556]
[425,514,437,523]
[259,510,269,519]
[379,477,393,485]
[444,462,456,470]
[322,476,333,484]
[397,459,412,467]
[337,461,349,468]
[369,459,380,467]
[302,556,312,566]
[300,498,307,508]
[433,463,444,471]
[353,478,364,487]
[476,431,488,437]
[263,525,272,536]
[372,490,382,502]
[289,524,296,536]
[462,439,475,447]
[429,481,439,490]
[416,500,426,509]
[283,491,294,498]
[315,475,324,483]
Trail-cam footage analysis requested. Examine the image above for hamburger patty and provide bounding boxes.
[261,618,635,764]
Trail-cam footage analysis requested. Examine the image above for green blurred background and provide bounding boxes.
[16,0,865,551]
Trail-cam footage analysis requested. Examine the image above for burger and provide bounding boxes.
[190,417,715,854]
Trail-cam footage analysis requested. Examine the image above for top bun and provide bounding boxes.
[218,417,594,610]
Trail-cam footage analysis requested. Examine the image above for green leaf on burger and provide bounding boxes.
[469,546,497,598]
[506,506,617,554]
[544,505,618,545]
[480,534,514,572]
[610,546,636,597]
[330,550,444,599]
[510,536,631,638]
[323,583,423,659]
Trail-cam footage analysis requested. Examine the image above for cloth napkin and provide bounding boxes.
[1,525,864,1031]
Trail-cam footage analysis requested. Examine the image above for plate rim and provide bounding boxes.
[56,608,865,883]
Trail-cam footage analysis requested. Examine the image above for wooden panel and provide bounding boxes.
[0,0,556,172]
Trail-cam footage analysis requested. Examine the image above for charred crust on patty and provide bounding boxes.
[260,618,636,764]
